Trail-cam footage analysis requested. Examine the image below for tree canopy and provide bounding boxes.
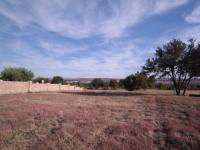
[109,79,118,89]
[51,76,64,84]
[90,78,106,89]
[0,67,34,81]
[143,39,200,95]
[124,72,151,91]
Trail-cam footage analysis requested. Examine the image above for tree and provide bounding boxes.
[33,77,50,83]
[109,79,118,89]
[119,79,125,88]
[0,67,34,81]
[124,72,149,91]
[147,75,155,88]
[143,39,200,95]
[90,78,105,89]
[51,76,64,84]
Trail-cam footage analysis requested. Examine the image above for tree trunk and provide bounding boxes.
[182,78,192,96]
[171,78,180,95]
[176,89,181,95]
[182,87,187,96]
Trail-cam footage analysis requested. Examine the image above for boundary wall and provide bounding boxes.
[0,80,83,95]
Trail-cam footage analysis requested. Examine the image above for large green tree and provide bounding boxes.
[0,67,34,81]
[143,39,200,95]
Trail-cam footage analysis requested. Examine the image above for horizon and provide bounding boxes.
[0,0,200,78]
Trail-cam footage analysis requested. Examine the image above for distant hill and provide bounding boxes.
[65,78,120,83]
[65,78,200,84]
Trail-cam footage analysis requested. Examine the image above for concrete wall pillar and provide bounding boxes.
[47,83,49,91]
[28,81,32,92]
[59,84,61,91]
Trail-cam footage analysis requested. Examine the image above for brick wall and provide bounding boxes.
[29,82,48,92]
[0,80,83,95]
[46,84,60,92]
[0,81,29,94]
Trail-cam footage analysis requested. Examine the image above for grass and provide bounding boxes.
[0,90,200,150]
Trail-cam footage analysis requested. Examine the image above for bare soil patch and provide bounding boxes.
[0,90,200,150]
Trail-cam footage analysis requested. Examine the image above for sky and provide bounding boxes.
[0,0,200,78]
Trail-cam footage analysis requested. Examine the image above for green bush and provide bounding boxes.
[79,83,90,89]
[109,79,118,89]
[155,83,174,90]
[90,78,106,89]
[118,79,125,88]
[0,67,34,81]
[51,76,64,84]
[147,76,155,88]
[124,72,153,91]
[188,83,200,90]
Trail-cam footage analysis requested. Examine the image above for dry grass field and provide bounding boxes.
[0,90,200,150]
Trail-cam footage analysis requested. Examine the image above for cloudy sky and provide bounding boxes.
[0,0,200,78]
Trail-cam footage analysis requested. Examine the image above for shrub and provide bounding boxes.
[79,83,90,89]
[118,79,125,88]
[155,83,174,90]
[124,72,153,91]
[0,67,34,81]
[51,76,64,84]
[188,83,200,90]
[90,78,106,89]
[147,76,155,88]
[109,79,118,89]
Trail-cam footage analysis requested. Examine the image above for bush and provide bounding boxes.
[51,76,64,84]
[188,83,200,90]
[155,83,174,90]
[124,72,153,91]
[0,67,34,81]
[118,79,125,88]
[90,78,106,89]
[79,83,90,89]
[147,76,155,88]
[33,77,50,83]
[109,79,118,89]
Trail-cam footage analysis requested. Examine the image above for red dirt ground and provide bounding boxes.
[0,90,200,150]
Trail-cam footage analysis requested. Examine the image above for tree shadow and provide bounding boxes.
[189,94,200,97]
[61,90,145,97]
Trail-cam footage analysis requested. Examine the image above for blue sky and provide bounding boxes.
[0,0,200,78]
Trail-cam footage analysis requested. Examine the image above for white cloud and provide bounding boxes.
[0,0,192,78]
[9,40,66,70]
[2,39,147,78]
[63,41,148,78]
[152,0,188,15]
[185,4,200,24]
[0,0,188,39]
[178,25,200,41]
[40,41,87,57]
